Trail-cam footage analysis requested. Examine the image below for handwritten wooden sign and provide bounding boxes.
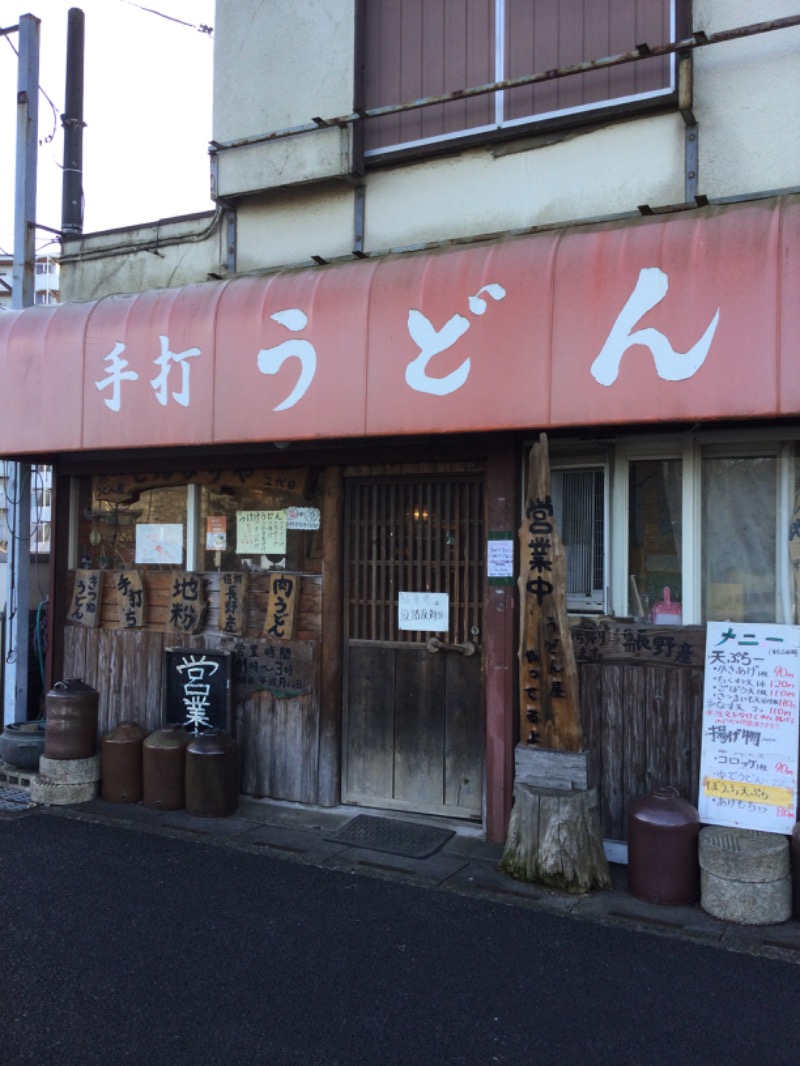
[698,621,800,834]
[572,620,704,666]
[94,467,310,505]
[229,638,314,697]
[220,572,248,636]
[167,572,206,634]
[263,572,298,640]
[518,435,583,751]
[67,570,103,627]
[115,570,145,628]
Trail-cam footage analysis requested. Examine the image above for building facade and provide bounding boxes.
[1,0,799,843]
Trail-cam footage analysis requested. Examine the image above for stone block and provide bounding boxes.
[700,868,791,925]
[699,826,792,924]
[30,778,98,806]
[38,754,102,785]
[699,826,789,882]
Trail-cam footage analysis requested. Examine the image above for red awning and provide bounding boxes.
[1,195,797,456]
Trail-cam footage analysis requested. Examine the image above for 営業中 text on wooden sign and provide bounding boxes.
[518,435,583,752]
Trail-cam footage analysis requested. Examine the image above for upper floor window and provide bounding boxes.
[364,0,679,157]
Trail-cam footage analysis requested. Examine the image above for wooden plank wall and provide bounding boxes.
[62,569,322,804]
[575,621,706,841]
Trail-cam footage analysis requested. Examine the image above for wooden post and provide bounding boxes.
[318,465,343,806]
[517,434,582,750]
[501,434,610,893]
[484,439,517,843]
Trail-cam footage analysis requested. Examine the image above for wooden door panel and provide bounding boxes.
[393,648,446,806]
[344,475,485,818]
[345,643,396,800]
[444,653,483,813]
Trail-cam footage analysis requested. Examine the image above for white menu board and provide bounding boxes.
[698,621,800,834]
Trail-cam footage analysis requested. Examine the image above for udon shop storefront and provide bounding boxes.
[1,194,798,842]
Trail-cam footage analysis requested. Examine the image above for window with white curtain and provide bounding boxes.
[548,432,798,625]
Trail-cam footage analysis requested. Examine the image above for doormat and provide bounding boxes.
[326,814,454,859]
[0,786,37,812]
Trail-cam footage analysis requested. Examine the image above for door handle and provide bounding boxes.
[426,638,477,657]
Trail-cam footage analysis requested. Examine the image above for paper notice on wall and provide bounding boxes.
[487,532,514,586]
[287,506,320,530]
[135,523,184,565]
[398,591,449,632]
[236,510,287,555]
[206,516,227,550]
[698,621,800,834]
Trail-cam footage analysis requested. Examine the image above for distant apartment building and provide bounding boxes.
[0,254,60,311]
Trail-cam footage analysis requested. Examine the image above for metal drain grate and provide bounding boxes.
[0,786,37,812]
[326,814,454,859]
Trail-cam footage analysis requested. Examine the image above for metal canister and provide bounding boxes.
[44,678,99,760]
[101,720,148,803]
[627,786,700,905]
[143,724,190,810]
[185,730,239,817]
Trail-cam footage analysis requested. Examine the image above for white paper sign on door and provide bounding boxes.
[398,591,449,632]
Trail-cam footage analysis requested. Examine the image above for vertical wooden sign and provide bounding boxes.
[220,572,248,635]
[518,434,584,751]
[167,572,206,634]
[115,570,146,628]
[67,570,103,627]
[263,573,298,640]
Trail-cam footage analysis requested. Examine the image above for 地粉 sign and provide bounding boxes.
[698,621,800,834]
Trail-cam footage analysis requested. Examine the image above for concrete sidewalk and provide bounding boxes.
[17,790,800,966]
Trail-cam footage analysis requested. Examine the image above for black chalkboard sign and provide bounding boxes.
[163,648,233,735]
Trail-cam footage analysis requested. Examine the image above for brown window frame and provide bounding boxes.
[361,0,690,161]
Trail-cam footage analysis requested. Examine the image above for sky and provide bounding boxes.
[0,0,215,255]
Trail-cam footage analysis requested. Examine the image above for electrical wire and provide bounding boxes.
[115,1,213,36]
[2,34,60,146]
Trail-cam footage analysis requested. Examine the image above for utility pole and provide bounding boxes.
[61,8,84,235]
[4,13,39,726]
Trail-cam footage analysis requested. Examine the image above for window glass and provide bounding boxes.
[197,482,322,574]
[702,456,777,623]
[551,468,604,612]
[80,480,188,570]
[628,459,682,623]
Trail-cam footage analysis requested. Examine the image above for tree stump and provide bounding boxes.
[501,784,611,894]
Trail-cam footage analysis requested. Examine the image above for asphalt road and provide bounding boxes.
[1,811,799,1066]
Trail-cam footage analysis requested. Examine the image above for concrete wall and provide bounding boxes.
[61,0,800,299]
[60,212,227,302]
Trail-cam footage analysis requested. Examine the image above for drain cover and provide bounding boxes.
[0,786,37,812]
[326,814,454,859]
